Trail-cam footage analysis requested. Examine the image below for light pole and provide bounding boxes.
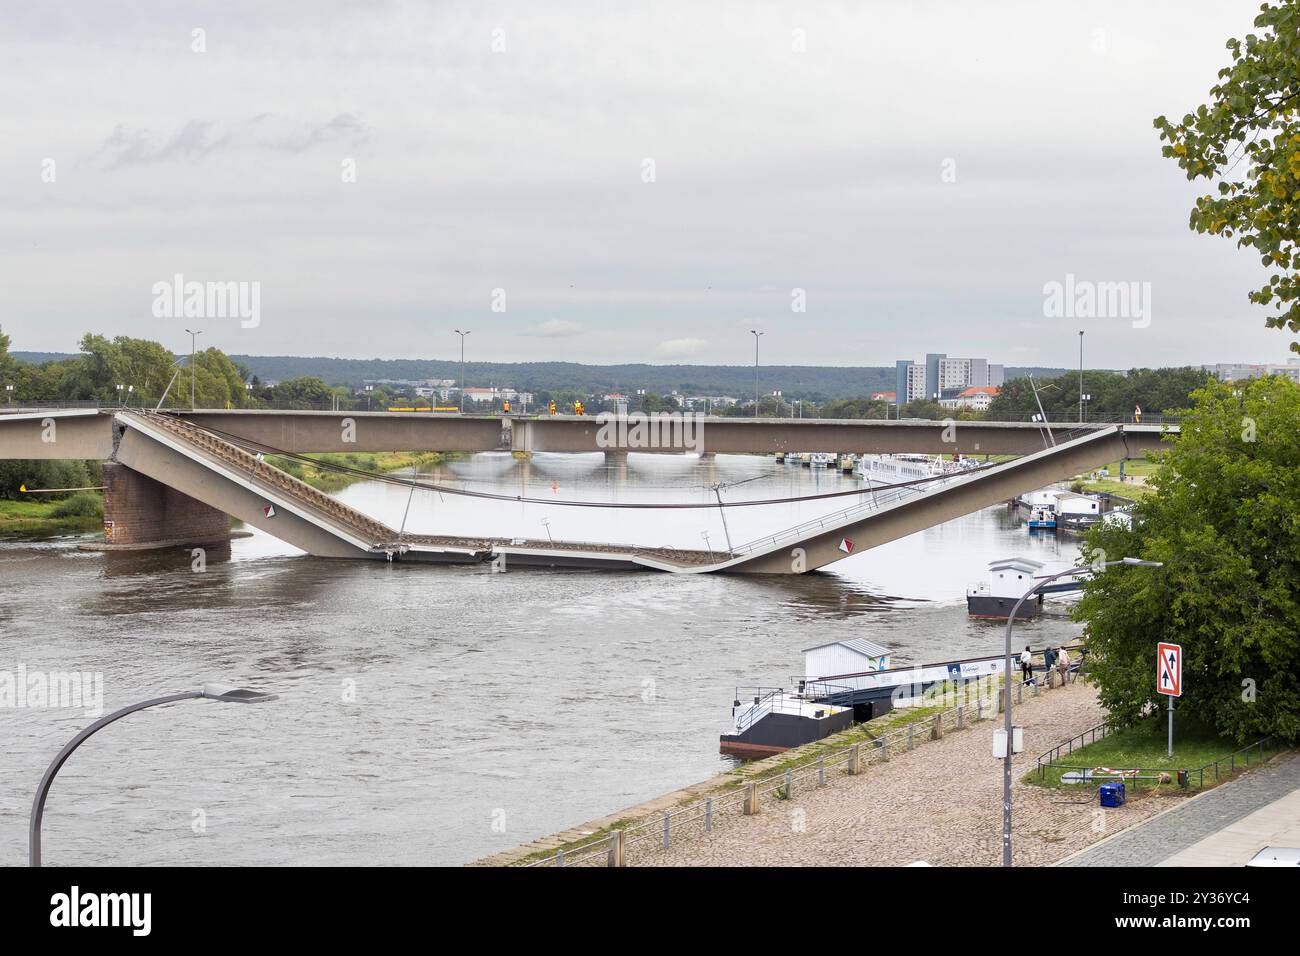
[750,329,763,418]
[1000,557,1162,867]
[4,383,12,405]
[184,328,202,409]
[455,329,471,412]
[1081,393,1091,422]
[29,682,276,867]
[1078,330,1084,424]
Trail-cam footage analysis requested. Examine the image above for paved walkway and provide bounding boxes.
[1062,752,1300,867]
[639,682,1181,867]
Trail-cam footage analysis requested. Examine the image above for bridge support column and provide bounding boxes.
[99,462,235,549]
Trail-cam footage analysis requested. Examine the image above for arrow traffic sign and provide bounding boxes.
[1157,642,1182,697]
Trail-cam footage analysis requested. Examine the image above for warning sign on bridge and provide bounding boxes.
[1157,642,1182,697]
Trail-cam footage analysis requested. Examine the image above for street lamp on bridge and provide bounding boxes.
[999,557,1163,867]
[184,328,202,409]
[29,682,277,867]
[455,329,471,413]
[749,329,763,417]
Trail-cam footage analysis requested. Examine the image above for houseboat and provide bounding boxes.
[966,557,1046,620]
[1054,491,1106,533]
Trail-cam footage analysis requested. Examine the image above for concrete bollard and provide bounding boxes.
[998,689,1005,714]
[957,705,964,729]
[743,782,760,815]
[784,769,794,800]
[1033,680,1040,697]
[848,744,862,775]
[908,722,915,751]
[663,812,670,849]
[705,797,713,833]
[931,715,943,740]
[976,696,983,721]
[880,736,889,761]
[607,829,625,867]
[818,757,825,787]
[1017,682,1023,705]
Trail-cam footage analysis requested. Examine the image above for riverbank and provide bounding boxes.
[0,495,102,537]
[266,451,462,491]
[483,681,1216,867]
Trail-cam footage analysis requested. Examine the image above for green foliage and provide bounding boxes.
[259,376,333,409]
[1075,375,1300,744]
[49,492,103,519]
[985,368,1209,421]
[1154,1,1300,353]
[0,460,101,500]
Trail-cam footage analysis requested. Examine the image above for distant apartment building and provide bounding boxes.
[1202,359,1300,384]
[895,353,1004,403]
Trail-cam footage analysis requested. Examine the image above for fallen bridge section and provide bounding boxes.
[718,425,1143,573]
[108,411,719,570]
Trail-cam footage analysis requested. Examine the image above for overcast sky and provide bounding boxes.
[1,0,1292,370]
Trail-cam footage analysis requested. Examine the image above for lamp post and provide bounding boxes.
[184,328,202,409]
[455,329,471,412]
[1081,393,1091,422]
[1078,330,1084,424]
[5,383,13,405]
[29,682,277,867]
[1000,557,1162,866]
[750,329,763,418]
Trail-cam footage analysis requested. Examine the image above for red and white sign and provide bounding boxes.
[1157,642,1182,697]
[838,538,854,554]
[263,504,276,518]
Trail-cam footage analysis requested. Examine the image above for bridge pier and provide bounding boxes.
[97,462,237,550]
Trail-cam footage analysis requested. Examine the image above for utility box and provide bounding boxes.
[1099,782,1126,808]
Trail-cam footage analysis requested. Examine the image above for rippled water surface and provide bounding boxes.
[0,453,1083,865]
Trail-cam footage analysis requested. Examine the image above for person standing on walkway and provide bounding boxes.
[1020,645,1034,684]
[1043,646,1057,686]
[1057,645,1071,684]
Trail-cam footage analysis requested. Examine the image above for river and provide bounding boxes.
[0,453,1083,865]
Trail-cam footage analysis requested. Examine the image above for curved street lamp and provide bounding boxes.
[30,682,277,867]
[1000,557,1162,866]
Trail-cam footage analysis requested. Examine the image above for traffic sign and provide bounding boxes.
[1157,642,1182,697]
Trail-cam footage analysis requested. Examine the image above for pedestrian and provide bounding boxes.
[1043,646,1057,687]
[1019,645,1034,684]
[1058,645,1072,684]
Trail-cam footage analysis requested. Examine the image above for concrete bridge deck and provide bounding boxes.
[0,405,1177,457]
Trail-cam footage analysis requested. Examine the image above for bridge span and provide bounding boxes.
[0,406,1175,458]
[0,408,1163,574]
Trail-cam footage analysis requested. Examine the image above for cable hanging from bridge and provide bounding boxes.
[145,410,1101,511]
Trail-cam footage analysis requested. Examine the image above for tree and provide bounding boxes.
[267,376,333,409]
[1075,375,1300,744]
[0,325,16,386]
[1154,1,1300,353]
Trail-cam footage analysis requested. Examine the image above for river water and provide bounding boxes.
[0,453,1083,866]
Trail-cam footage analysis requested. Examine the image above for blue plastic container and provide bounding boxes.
[1099,782,1126,807]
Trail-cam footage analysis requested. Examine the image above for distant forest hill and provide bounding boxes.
[13,352,1074,400]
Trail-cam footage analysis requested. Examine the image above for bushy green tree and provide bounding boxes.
[1076,375,1300,743]
[1154,0,1300,353]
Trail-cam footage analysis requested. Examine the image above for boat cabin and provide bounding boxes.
[803,638,891,680]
